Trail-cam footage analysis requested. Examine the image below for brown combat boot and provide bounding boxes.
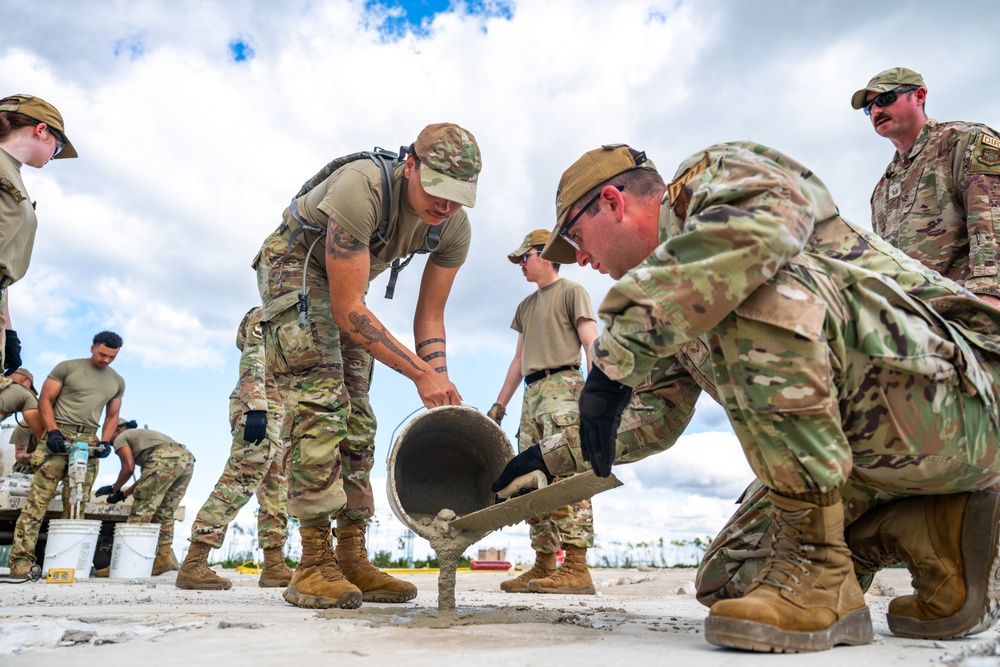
[335,519,417,603]
[500,551,558,593]
[528,546,596,595]
[258,546,293,588]
[705,490,874,653]
[175,542,232,590]
[152,543,178,576]
[284,524,363,609]
[846,490,1000,639]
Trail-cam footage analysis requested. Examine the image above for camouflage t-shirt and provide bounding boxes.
[0,146,38,285]
[293,160,472,283]
[871,119,1000,297]
[512,278,595,375]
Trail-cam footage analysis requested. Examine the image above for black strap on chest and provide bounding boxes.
[282,146,442,303]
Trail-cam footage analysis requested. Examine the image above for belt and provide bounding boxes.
[524,365,580,387]
[56,423,98,436]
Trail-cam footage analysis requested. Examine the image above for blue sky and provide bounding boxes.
[2,0,997,565]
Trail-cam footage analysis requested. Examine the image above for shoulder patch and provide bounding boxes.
[666,152,710,221]
[971,134,1000,173]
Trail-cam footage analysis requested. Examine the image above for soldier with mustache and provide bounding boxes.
[852,67,1000,309]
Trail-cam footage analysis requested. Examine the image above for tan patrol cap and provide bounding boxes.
[508,229,552,263]
[10,368,35,394]
[850,68,926,110]
[0,94,78,159]
[413,123,481,208]
[541,144,656,264]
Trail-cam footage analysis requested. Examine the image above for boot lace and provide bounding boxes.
[754,508,814,594]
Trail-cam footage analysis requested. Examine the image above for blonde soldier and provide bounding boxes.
[7,331,124,577]
[493,143,1000,652]
[488,229,597,594]
[0,94,78,375]
[177,307,292,590]
[852,67,1000,307]
[96,422,195,576]
[254,123,482,609]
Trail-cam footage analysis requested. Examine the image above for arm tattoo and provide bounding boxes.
[421,351,446,362]
[325,221,366,259]
[348,312,421,372]
[435,366,447,373]
[416,338,446,351]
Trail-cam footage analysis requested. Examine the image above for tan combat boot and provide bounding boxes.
[258,546,293,588]
[7,559,33,578]
[284,524,363,609]
[175,542,232,590]
[152,543,178,576]
[335,519,417,603]
[500,551,558,593]
[528,546,596,595]
[705,490,874,653]
[846,490,1000,639]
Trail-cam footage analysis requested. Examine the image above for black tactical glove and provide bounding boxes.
[95,485,114,497]
[3,330,21,376]
[486,403,505,425]
[107,490,126,504]
[94,441,113,458]
[491,444,553,499]
[579,366,632,477]
[243,410,267,445]
[46,429,69,454]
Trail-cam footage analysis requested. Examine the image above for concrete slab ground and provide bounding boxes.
[2,566,999,666]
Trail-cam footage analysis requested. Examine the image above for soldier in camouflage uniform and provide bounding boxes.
[7,331,124,577]
[492,143,1000,652]
[667,70,1000,622]
[176,306,291,590]
[96,421,195,576]
[253,123,482,609]
[487,229,597,595]
[853,67,1000,307]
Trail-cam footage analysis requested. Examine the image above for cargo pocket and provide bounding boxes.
[732,280,832,414]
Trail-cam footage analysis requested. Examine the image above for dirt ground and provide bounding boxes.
[2,565,999,666]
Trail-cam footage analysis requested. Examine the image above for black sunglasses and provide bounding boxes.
[863,86,918,116]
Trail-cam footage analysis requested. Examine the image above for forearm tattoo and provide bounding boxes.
[416,338,446,351]
[325,222,365,259]
[348,312,420,372]
[421,351,446,362]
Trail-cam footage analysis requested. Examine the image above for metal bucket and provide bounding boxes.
[386,405,514,539]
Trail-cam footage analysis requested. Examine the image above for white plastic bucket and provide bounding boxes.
[42,519,102,579]
[108,522,161,578]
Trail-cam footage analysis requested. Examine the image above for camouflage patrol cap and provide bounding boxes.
[507,229,552,263]
[10,368,35,394]
[542,144,656,264]
[413,123,482,208]
[0,94,78,159]
[850,68,926,110]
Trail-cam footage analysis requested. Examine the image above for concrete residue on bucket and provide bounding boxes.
[385,405,624,611]
[386,405,513,611]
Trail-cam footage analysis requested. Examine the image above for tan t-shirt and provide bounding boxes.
[113,428,181,468]
[11,422,37,455]
[0,147,39,285]
[294,160,472,283]
[513,278,595,376]
[47,358,126,428]
[0,380,38,419]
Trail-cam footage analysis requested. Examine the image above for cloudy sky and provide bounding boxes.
[3,0,998,565]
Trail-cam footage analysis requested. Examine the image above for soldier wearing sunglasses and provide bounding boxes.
[852,68,1000,310]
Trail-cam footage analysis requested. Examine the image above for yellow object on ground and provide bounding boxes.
[46,568,75,583]
[235,561,261,574]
